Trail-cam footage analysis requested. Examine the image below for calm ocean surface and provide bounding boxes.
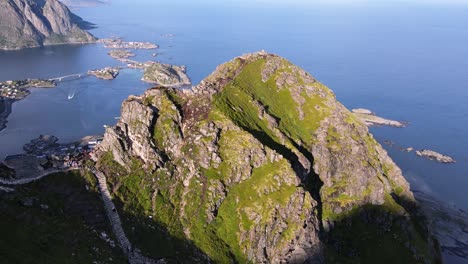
[0,0,467,214]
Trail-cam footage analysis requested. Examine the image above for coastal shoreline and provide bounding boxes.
[0,41,98,51]
[414,191,468,262]
[0,38,163,131]
[0,98,14,132]
[1,134,102,180]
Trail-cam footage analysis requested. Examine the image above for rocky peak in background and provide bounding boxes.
[93,52,441,263]
[0,0,96,50]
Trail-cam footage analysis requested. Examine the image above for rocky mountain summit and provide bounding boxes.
[93,52,440,263]
[0,0,96,50]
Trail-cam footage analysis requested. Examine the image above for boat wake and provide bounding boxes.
[67,89,75,100]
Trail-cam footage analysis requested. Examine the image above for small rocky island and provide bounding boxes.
[416,149,456,163]
[379,140,457,164]
[142,62,191,86]
[352,108,405,127]
[125,60,156,69]
[108,49,136,61]
[88,67,120,80]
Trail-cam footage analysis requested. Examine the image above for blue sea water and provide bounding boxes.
[0,0,467,217]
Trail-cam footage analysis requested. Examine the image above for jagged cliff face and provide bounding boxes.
[0,0,96,50]
[94,52,439,263]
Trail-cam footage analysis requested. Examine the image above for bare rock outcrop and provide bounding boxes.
[142,62,191,87]
[416,149,456,163]
[93,52,440,263]
[352,108,405,127]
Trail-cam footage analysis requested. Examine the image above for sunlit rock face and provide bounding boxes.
[94,52,441,263]
[0,0,96,50]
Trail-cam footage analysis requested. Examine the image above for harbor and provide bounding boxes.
[0,79,56,100]
[2,135,103,180]
[99,38,158,49]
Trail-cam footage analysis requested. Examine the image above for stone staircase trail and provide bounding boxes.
[0,165,161,263]
[90,167,160,264]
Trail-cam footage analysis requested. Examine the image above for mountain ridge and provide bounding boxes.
[92,51,441,263]
[0,0,96,50]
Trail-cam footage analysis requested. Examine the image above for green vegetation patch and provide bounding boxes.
[93,55,437,264]
[98,152,202,262]
[213,160,299,261]
[149,91,182,151]
[216,58,331,144]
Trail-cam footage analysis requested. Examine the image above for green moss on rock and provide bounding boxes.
[93,52,440,263]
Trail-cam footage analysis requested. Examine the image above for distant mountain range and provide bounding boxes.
[0,0,97,50]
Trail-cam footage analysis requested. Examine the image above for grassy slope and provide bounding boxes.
[98,152,200,263]
[208,56,436,263]
[214,58,332,148]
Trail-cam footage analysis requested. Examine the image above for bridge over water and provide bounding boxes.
[48,72,89,82]
[48,66,125,82]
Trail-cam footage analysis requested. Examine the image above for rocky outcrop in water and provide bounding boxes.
[352,108,405,127]
[142,62,191,87]
[88,67,120,80]
[416,149,456,163]
[93,52,440,263]
[108,49,135,61]
[0,0,96,50]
